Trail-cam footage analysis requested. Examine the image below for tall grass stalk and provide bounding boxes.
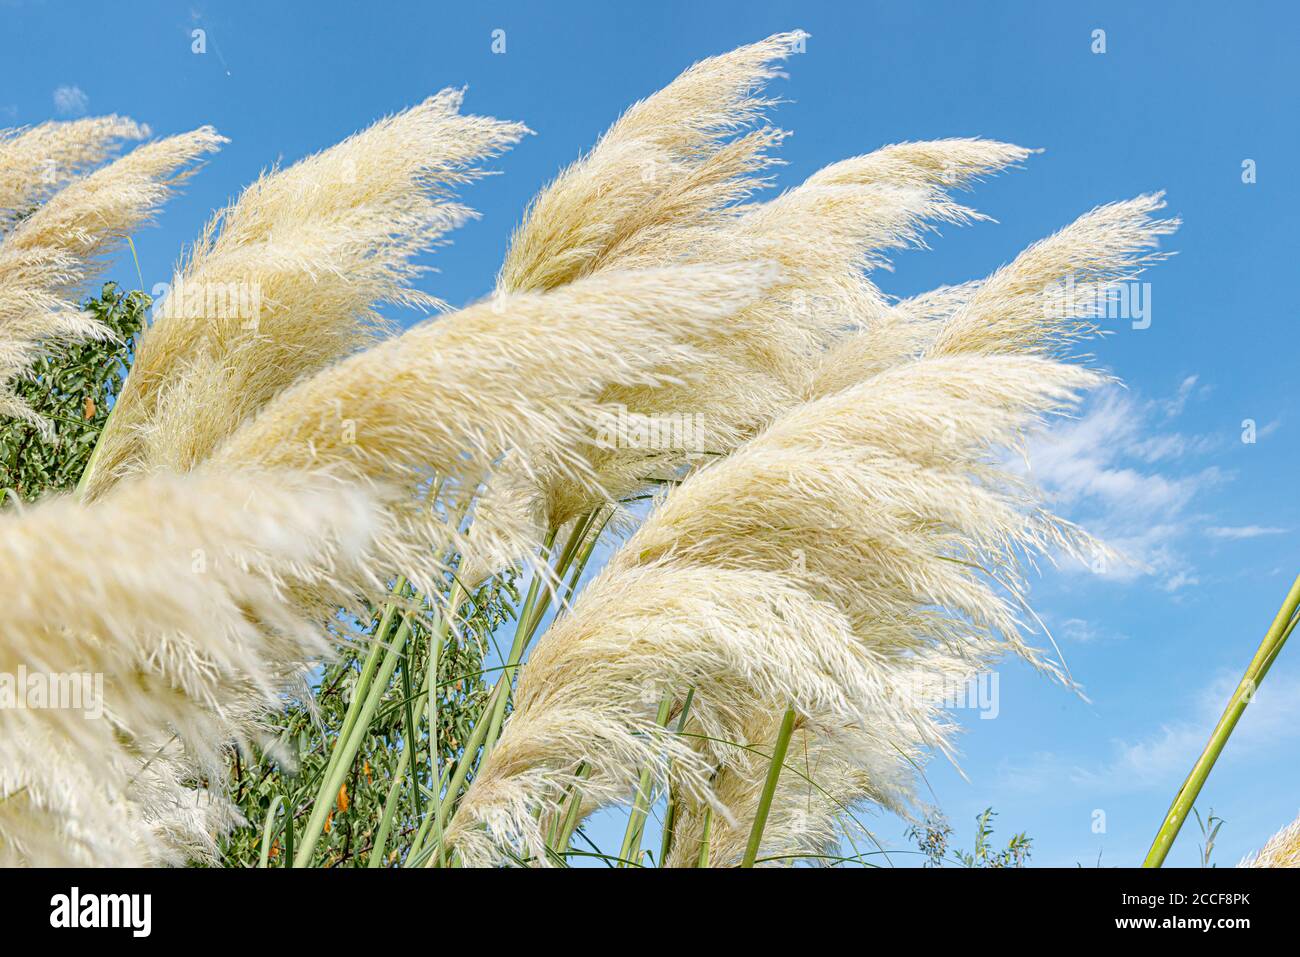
[258,796,284,868]
[294,607,415,866]
[1143,574,1300,867]
[426,514,606,865]
[617,694,674,866]
[741,706,796,868]
[658,688,695,865]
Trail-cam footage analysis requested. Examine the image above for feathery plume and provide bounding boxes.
[498,31,804,294]
[530,151,1023,531]
[808,194,1179,398]
[495,70,1032,531]
[207,264,778,597]
[1241,813,1300,867]
[447,353,1103,865]
[0,127,224,430]
[0,115,148,232]
[81,91,528,495]
[929,193,1178,358]
[2,126,224,269]
[0,470,386,866]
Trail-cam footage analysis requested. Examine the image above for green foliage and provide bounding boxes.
[219,570,520,867]
[1193,806,1224,868]
[908,807,1032,868]
[0,282,148,500]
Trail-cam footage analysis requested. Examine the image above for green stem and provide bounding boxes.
[420,678,505,866]
[312,584,406,811]
[258,796,284,868]
[368,738,412,868]
[696,807,713,868]
[417,586,458,867]
[294,608,413,866]
[658,688,695,868]
[550,762,590,855]
[1143,574,1300,867]
[368,658,436,868]
[617,694,674,867]
[741,706,797,868]
[477,527,561,759]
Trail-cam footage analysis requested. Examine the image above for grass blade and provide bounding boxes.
[741,706,796,868]
[1143,573,1300,867]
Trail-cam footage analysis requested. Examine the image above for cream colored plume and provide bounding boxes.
[807,279,981,396]
[0,470,386,866]
[0,115,148,232]
[81,90,528,496]
[0,126,224,430]
[207,263,778,600]
[498,31,804,295]
[808,194,1178,398]
[1241,813,1300,867]
[492,35,1032,533]
[446,353,1103,865]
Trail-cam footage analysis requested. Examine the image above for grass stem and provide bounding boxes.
[741,706,796,868]
[1143,574,1300,867]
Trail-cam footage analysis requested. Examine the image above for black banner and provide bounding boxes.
[0,866,1287,941]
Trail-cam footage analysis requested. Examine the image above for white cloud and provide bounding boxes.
[1206,525,1288,540]
[1057,618,1127,644]
[1021,379,1226,589]
[52,85,88,117]
[1161,570,1199,592]
[1158,373,1213,420]
[999,671,1300,796]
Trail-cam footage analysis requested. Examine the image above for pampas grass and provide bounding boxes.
[528,147,1023,531]
[488,33,1033,540]
[0,116,148,232]
[0,124,222,430]
[810,194,1180,397]
[1,30,1197,870]
[81,90,527,495]
[445,353,1106,865]
[209,263,778,596]
[1242,814,1300,867]
[0,470,386,865]
[498,31,803,295]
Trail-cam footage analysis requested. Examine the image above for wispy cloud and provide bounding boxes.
[1206,525,1288,540]
[1057,617,1127,644]
[52,84,89,117]
[999,670,1300,796]
[1022,377,1226,589]
[1159,373,1210,419]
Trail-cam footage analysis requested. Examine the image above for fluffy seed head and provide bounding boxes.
[448,351,1105,865]
[0,470,386,865]
[208,263,779,598]
[81,91,528,495]
[0,116,149,232]
[0,126,223,431]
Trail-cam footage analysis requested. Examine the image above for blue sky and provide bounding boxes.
[4,0,1298,866]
